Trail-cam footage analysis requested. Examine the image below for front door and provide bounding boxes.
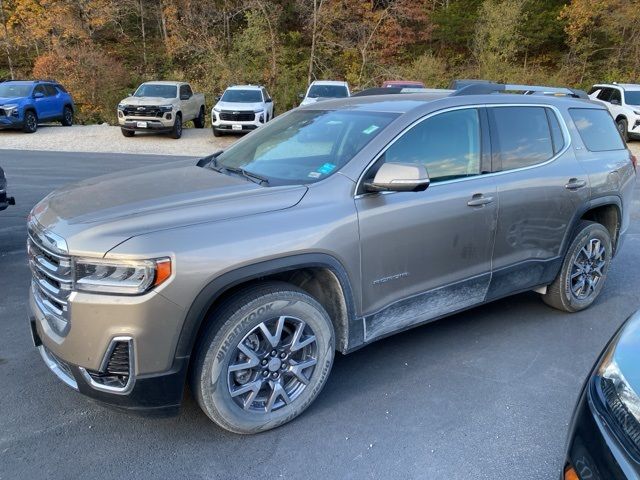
[355,107,498,342]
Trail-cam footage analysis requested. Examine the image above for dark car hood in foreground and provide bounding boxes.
[31,163,307,255]
[613,312,640,396]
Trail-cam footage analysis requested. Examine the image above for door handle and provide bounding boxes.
[565,178,587,190]
[467,194,494,207]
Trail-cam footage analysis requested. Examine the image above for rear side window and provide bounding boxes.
[569,108,625,151]
[489,106,556,171]
[597,88,612,102]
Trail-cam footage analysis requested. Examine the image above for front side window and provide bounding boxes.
[33,85,47,97]
[490,106,555,171]
[381,108,481,182]
[569,108,625,152]
[624,91,640,106]
[180,85,193,98]
[221,89,263,103]
[610,88,622,104]
[307,85,349,99]
[215,109,397,185]
[597,88,612,102]
[44,84,58,96]
[134,84,177,99]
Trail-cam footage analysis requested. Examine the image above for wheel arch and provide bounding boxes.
[175,253,357,362]
[564,196,622,257]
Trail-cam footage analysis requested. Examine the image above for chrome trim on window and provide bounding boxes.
[79,337,136,395]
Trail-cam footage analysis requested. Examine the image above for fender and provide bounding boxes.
[173,253,357,360]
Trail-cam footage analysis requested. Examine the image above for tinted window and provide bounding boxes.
[624,91,640,106]
[44,84,58,96]
[307,85,349,99]
[33,85,47,96]
[134,84,177,99]
[610,88,621,104]
[597,88,612,102]
[569,108,625,151]
[546,109,565,155]
[490,106,554,171]
[221,89,262,103]
[383,108,481,182]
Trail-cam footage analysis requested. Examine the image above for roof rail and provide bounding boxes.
[352,87,453,97]
[451,82,589,99]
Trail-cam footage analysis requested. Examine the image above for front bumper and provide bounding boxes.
[212,111,263,133]
[118,112,175,132]
[30,283,189,413]
[563,378,640,479]
[0,115,23,129]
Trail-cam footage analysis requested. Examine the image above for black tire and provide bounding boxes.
[213,127,222,137]
[190,281,335,434]
[22,110,38,133]
[193,107,205,128]
[121,128,135,137]
[61,106,73,126]
[170,113,183,139]
[617,118,629,142]
[542,221,612,312]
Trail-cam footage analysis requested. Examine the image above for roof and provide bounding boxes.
[310,80,348,86]
[593,83,640,91]
[140,81,188,86]
[226,85,262,90]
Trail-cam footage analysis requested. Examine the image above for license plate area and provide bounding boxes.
[136,121,148,128]
[232,124,242,131]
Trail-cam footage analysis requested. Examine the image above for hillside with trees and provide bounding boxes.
[0,0,639,124]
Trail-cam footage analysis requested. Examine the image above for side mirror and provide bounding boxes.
[33,92,45,99]
[265,98,273,103]
[129,92,134,96]
[298,93,304,99]
[364,162,430,193]
[215,95,221,101]
[180,94,191,100]
[610,99,620,105]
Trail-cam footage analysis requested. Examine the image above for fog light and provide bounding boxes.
[259,114,264,123]
[166,113,172,120]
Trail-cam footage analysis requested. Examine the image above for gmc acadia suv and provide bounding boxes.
[28,85,636,433]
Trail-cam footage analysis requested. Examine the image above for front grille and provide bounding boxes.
[0,108,5,116]
[106,341,130,376]
[220,110,255,122]
[600,377,640,454]
[28,221,72,336]
[123,105,163,117]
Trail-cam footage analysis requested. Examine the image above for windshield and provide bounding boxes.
[215,110,397,185]
[134,84,177,99]
[307,85,348,99]
[0,83,32,98]
[625,91,640,106]
[221,89,263,103]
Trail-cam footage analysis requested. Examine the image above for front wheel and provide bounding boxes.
[190,282,335,434]
[22,110,38,133]
[617,118,629,142]
[542,221,612,312]
[121,128,135,137]
[170,113,183,139]
[212,127,222,137]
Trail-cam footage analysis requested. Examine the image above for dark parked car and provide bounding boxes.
[0,80,74,133]
[0,166,15,211]
[563,310,640,480]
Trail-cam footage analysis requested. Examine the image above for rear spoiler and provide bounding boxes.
[451,82,589,99]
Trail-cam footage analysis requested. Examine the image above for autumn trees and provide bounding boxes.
[0,0,639,124]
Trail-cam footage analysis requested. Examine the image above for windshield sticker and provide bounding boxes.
[317,163,336,175]
[362,125,380,135]
[308,171,322,178]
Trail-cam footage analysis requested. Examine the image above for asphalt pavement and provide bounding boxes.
[1,149,639,479]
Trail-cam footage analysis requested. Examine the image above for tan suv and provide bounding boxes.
[29,84,636,433]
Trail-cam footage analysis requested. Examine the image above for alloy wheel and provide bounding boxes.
[226,315,318,413]
[570,238,607,300]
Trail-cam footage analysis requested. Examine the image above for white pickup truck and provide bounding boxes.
[117,81,206,139]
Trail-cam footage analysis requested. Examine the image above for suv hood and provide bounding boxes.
[215,101,264,112]
[121,96,176,105]
[0,96,27,105]
[31,162,307,255]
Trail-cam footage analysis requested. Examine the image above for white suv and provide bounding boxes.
[299,80,350,106]
[588,83,640,141]
[212,85,274,136]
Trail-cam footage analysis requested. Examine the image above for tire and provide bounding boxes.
[22,110,38,133]
[121,128,135,137]
[193,107,205,128]
[61,106,73,126]
[617,118,629,142]
[190,281,335,434]
[170,113,183,139]
[542,221,612,312]
[213,127,221,137]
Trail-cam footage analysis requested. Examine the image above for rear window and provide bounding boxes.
[569,108,625,151]
[489,106,557,171]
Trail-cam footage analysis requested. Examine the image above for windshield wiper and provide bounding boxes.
[223,165,270,186]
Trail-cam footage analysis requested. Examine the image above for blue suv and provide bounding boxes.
[0,80,74,133]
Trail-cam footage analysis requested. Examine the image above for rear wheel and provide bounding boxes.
[22,110,38,133]
[194,107,205,128]
[542,221,612,312]
[616,118,629,142]
[190,282,335,434]
[170,113,183,139]
[121,128,135,137]
[61,106,73,126]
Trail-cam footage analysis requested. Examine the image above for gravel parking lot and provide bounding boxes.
[0,124,235,156]
[0,146,639,479]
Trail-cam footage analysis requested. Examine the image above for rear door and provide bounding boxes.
[356,107,498,341]
[486,105,590,300]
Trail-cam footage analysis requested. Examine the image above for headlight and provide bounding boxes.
[253,109,263,114]
[73,257,171,295]
[117,103,127,110]
[598,344,640,423]
[2,104,18,114]
[633,110,640,116]
[213,106,221,112]
[159,105,173,112]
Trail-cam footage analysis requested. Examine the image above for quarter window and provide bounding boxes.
[489,106,555,171]
[597,88,612,102]
[569,108,625,152]
[382,108,481,182]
